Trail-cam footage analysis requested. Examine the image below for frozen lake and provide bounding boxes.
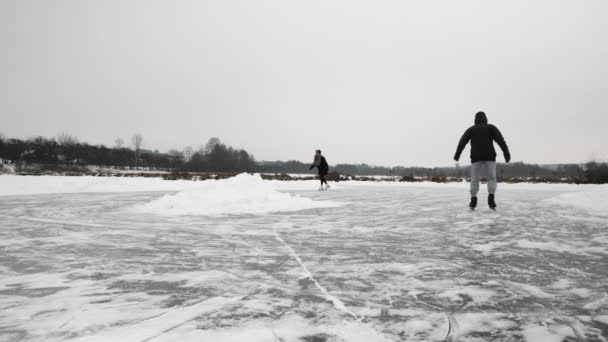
[1,175,607,342]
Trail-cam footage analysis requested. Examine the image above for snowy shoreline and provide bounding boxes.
[0,164,586,185]
[1,173,607,217]
[0,173,603,197]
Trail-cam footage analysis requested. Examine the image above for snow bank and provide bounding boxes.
[2,174,599,197]
[132,173,342,216]
[0,174,336,196]
[0,175,187,196]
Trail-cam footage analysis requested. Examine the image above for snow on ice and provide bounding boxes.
[132,173,342,216]
[0,174,607,341]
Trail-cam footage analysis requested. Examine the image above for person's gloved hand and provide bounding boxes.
[453,155,459,162]
[505,154,511,163]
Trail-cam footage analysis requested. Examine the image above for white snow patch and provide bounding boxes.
[505,281,554,299]
[546,185,608,216]
[522,324,574,342]
[568,288,592,298]
[0,272,71,291]
[516,240,571,254]
[550,279,571,289]
[158,313,394,342]
[454,313,515,337]
[0,174,339,197]
[584,293,608,310]
[131,173,343,216]
[517,239,608,256]
[0,175,187,196]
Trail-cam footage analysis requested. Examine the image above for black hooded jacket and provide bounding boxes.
[454,112,511,163]
[310,155,329,175]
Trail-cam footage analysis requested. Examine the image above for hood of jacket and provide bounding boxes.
[474,111,488,125]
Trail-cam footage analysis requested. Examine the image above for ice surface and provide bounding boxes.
[546,185,608,216]
[522,325,575,342]
[1,176,607,341]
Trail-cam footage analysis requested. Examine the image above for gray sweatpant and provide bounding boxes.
[470,161,497,196]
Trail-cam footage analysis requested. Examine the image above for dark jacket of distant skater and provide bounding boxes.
[310,152,329,175]
[454,112,511,163]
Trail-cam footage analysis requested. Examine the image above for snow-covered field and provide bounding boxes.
[1,174,607,342]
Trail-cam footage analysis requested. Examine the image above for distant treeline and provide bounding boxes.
[258,160,585,179]
[583,161,608,184]
[0,134,255,173]
[0,134,606,183]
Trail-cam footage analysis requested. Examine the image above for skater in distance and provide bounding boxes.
[454,111,511,210]
[310,149,330,190]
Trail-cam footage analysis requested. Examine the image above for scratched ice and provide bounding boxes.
[1,175,607,342]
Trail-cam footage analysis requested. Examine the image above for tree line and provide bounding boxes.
[257,160,586,179]
[0,134,255,173]
[0,133,605,183]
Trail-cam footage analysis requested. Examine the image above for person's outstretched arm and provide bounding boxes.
[491,125,511,163]
[454,128,471,161]
[309,156,319,170]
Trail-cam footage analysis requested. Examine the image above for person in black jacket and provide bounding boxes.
[310,150,330,190]
[454,111,511,209]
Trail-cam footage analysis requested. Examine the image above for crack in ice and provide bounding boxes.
[273,228,360,320]
[444,314,459,342]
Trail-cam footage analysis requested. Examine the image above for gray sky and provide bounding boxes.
[2,0,607,166]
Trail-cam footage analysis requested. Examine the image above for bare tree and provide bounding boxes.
[181,146,193,171]
[183,146,193,163]
[56,133,78,146]
[131,134,143,168]
[204,137,221,155]
[168,149,184,170]
[114,137,124,149]
[56,133,79,164]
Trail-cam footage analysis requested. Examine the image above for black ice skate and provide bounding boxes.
[488,194,497,210]
[469,196,478,210]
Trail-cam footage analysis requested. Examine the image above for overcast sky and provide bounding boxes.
[2,0,607,166]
